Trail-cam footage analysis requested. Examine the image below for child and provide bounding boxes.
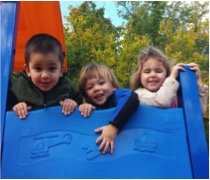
[9,33,83,119]
[130,46,208,114]
[78,63,139,154]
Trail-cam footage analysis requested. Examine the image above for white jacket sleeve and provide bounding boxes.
[135,77,179,107]
[198,83,209,115]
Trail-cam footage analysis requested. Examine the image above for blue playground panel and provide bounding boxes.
[2,106,192,178]
[1,1,209,179]
[1,1,19,144]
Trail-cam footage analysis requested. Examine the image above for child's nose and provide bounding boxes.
[41,71,50,78]
[150,71,156,77]
[93,84,100,91]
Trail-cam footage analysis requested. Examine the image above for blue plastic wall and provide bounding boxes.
[178,67,209,178]
[1,1,19,146]
[2,106,192,178]
[0,3,19,178]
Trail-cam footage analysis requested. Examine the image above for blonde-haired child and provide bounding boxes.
[79,63,139,154]
[130,46,208,114]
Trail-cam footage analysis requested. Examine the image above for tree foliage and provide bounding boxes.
[64,2,118,84]
[63,1,209,118]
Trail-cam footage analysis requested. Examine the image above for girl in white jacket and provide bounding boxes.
[130,46,208,115]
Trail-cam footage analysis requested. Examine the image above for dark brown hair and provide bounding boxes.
[25,33,64,65]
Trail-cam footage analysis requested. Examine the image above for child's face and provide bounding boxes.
[25,52,63,92]
[84,77,117,106]
[140,58,167,92]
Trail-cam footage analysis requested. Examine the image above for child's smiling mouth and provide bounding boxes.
[95,93,104,100]
[40,81,51,87]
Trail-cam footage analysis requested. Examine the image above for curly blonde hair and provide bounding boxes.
[130,46,171,91]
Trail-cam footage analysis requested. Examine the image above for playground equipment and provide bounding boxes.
[1,1,209,179]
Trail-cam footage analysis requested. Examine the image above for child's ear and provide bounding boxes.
[113,87,117,91]
[60,65,64,77]
[24,64,31,77]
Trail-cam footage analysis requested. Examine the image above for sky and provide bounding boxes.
[59,1,124,26]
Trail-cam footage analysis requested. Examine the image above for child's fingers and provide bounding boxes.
[102,141,112,154]
[188,62,198,67]
[110,141,114,154]
[80,106,91,117]
[99,139,106,150]
[96,134,103,144]
[99,139,114,154]
[187,63,200,71]
[94,127,103,133]
[189,65,199,71]
[176,63,186,71]
[102,141,109,154]
[83,107,90,117]
[79,104,95,117]
[179,66,186,72]
[63,105,75,115]
[61,99,77,115]
[187,63,200,72]
[28,106,32,111]
[189,66,198,71]
[170,63,186,79]
[13,103,28,119]
[98,138,107,153]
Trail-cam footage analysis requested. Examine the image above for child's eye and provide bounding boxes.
[99,79,105,85]
[99,81,105,85]
[86,86,93,90]
[156,69,163,73]
[34,67,42,71]
[143,69,150,73]
[49,67,57,72]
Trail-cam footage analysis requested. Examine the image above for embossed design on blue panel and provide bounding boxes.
[31,134,72,158]
[82,143,109,160]
[134,132,157,153]
[18,131,72,165]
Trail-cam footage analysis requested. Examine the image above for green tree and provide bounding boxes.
[115,23,151,87]
[116,1,167,46]
[64,2,117,84]
[63,0,209,142]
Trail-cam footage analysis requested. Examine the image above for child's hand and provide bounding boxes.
[13,102,32,119]
[60,99,77,115]
[95,124,118,154]
[79,103,96,117]
[187,63,202,84]
[170,63,186,79]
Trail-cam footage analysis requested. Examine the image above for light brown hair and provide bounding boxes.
[130,46,171,90]
[79,63,119,97]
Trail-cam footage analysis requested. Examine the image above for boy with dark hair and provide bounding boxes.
[9,33,82,119]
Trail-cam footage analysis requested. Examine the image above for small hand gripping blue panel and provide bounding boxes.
[2,106,192,178]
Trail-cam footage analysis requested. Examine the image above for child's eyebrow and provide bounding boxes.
[31,63,42,67]
[49,63,58,66]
